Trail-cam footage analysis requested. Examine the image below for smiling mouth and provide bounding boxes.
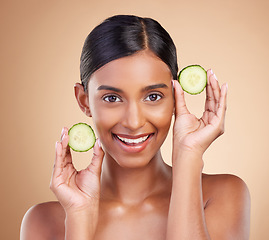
[113,134,153,145]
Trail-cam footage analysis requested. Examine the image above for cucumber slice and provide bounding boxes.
[178,65,207,95]
[68,123,96,152]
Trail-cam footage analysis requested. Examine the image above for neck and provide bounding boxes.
[100,151,172,205]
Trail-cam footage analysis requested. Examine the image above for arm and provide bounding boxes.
[50,128,104,240]
[167,150,209,239]
[64,208,99,240]
[166,70,250,239]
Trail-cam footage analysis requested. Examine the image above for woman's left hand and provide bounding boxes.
[172,69,228,156]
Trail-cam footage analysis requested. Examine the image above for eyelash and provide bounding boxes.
[144,93,163,102]
[103,94,122,103]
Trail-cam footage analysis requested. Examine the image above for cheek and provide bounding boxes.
[88,95,116,137]
[90,106,121,137]
[146,101,174,137]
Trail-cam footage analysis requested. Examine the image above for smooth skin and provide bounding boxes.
[20,50,250,240]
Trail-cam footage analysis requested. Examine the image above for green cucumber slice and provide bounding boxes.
[68,123,96,152]
[178,65,207,95]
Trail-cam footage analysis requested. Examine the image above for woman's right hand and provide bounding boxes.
[50,127,104,215]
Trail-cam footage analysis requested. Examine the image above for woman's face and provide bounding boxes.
[87,50,174,168]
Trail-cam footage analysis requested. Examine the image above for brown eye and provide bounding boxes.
[145,94,162,102]
[103,95,121,102]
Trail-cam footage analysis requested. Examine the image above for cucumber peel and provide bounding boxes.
[178,65,207,95]
[68,123,96,152]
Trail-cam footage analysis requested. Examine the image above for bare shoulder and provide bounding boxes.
[202,173,251,239]
[20,201,65,240]
[202,173,250,201]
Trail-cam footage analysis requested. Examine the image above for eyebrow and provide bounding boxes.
[142,83,168,91]
[97,85,123,93]
[97,83,168,93]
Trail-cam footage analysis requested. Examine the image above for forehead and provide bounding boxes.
[88,50,172,90]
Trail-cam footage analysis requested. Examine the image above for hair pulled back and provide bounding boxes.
[80,15,178,91]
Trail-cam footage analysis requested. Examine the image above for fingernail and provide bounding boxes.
[61,128,65,135]
[226,83,228,90]
[213,73,218,80]
[97,138,101,148]
[210,69,213,75]
[62,133,66,140]
[171,80,174,88]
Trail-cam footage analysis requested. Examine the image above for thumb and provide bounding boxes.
[86,139,104,176]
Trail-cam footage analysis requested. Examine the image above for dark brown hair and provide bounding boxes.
[80,15,178,91]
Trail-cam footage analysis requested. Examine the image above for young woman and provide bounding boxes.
[20,15,250,240]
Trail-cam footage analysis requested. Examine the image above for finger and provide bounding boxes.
[61,132,72,164]
[51,128,71,181]
[86,139,105,176]
[173,80,190,116]
[54,141,63,169]
[205,70,215,113]
[209,71,221,111]
[206,68,212,79]
[50,141,64,187]
[216,83,228,121]
[60,127,65,141]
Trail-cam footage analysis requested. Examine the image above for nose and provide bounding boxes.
[121,101,146,131]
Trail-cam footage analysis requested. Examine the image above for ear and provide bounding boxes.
[74,83,92,117]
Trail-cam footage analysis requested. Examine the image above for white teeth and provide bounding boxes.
[117,135,149,144]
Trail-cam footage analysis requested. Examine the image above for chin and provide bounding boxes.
[105,150,159,169]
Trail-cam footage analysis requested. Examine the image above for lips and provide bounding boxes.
[113,133,154,152]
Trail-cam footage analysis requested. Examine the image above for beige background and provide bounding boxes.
[1,0,268,239]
